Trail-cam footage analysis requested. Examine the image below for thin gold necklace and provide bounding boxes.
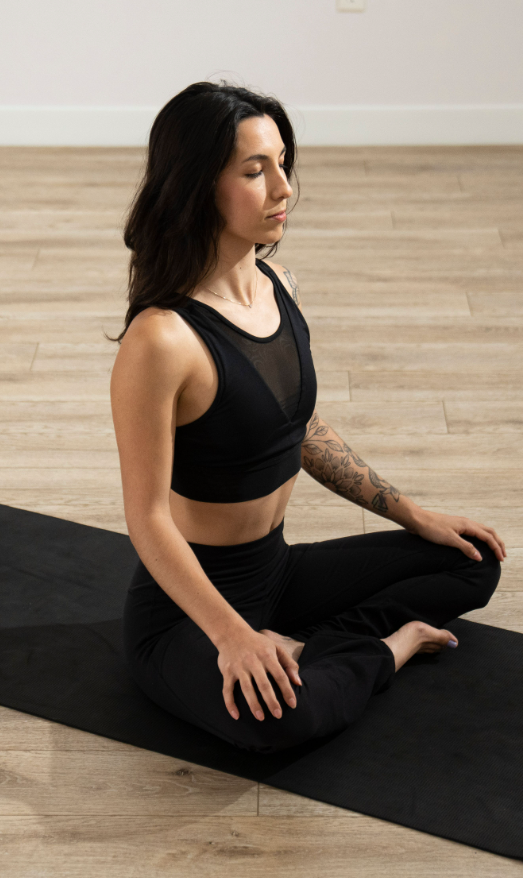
[201,267,258,309]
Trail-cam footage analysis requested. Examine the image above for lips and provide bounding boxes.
[267,210,286,219]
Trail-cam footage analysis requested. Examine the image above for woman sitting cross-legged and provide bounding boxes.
[109,81,504,754]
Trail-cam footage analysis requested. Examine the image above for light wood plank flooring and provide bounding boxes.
[0,145,522,876]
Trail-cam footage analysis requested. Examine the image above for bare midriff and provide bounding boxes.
[169,472,298,546]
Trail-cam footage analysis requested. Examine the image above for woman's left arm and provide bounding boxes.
[301,409,507,563]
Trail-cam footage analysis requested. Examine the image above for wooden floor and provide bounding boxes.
[0,145,522,876]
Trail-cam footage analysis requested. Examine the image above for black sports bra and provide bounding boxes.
[170,259,317,503]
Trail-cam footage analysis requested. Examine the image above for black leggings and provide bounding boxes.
[123,520,501,754]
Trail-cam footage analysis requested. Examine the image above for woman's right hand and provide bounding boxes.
[217,628,303,722]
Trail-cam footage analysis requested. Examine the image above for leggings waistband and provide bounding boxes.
[131,518,287,592]
[186,515,288,597]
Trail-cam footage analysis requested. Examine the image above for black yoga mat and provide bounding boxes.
[1,503,522,861]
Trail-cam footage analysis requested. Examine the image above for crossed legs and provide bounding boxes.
[127,528,501,754]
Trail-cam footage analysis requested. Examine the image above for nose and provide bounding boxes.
[273,169,293,200]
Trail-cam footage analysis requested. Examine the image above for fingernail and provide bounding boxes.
[448,640,458,648]
[474,551,482,561]
[289,698,297,708]
[255,710,264,721]
[231,709,239,720]
[273,708,282,719]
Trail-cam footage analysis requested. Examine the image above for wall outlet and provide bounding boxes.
[336,0,366,11]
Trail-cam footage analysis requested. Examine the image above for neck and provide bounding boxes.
[199,240,259,306]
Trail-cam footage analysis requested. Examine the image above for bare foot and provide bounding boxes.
[260,628,306,663]
[381,620,459,672]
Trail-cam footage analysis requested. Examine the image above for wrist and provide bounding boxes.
[391,498,427,533]
[210,614,253,650]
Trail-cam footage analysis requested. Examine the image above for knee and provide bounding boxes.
[469,535,502,607]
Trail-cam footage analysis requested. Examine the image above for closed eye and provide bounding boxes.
[246,165,287,179]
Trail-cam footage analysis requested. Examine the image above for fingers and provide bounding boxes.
[454,534,483,560]
[241,664,284,721]
[223,672,267,722]
[477,524,506,559]
[220,636,303,723]
[477,529,505,561]
[275,645,302,692]
[223,658,299,723]
[222,678,240,721]
[459,520,507,562]
[250,653,299,719]
[271,647,300,708]
[237,670,270,721]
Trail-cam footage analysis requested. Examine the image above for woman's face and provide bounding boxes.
[214,114,293,248]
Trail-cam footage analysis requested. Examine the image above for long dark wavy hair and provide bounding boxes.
[109,80,300,343]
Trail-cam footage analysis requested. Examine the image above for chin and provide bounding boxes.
[258,228,285,245]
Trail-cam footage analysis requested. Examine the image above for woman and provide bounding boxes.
[110,81,504,754]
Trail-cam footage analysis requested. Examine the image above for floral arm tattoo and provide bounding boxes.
[301,409,403,519]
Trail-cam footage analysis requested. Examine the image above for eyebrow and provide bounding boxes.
[241,146,286,164]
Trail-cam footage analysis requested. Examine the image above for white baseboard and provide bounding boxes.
[0,104,522,147]
[0,107,154,147]
[288,104,523,146]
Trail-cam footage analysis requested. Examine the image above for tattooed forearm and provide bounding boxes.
[301,410,405,520]
[282,265,301,308]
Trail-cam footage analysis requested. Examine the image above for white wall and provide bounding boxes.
[1,0,522,145]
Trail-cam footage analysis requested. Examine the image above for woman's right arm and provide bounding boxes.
[110,309,301,722]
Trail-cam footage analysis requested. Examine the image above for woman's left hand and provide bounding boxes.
[407,509,507,562]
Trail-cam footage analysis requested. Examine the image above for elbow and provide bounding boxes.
[124,503,175,551]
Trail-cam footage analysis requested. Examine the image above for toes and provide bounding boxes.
[441,629,458,647]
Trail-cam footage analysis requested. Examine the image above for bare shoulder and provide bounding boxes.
[263,260,302,311]
[111,306,195,396]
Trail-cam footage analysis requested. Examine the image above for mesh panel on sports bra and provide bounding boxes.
[216,310,302,420]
